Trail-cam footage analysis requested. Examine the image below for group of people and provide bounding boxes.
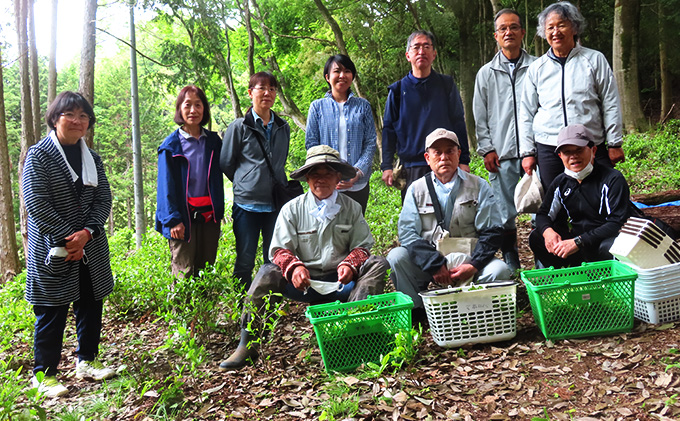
[22,0,633,396]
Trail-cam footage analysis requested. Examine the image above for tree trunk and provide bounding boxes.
[14,0,36,255]
[195,0,243,119]
[0,47,21,283]
[658,0,672,121]
[448,0,480,150]
[489,0,502,15]
[612,0,646,133]
[239,0,255,77]
[632,190,680,206]
[48,0,58,106]
[28,0,42,140]
[223,26,243,118]
[640,206,680,233]
[312,0,366,98]
[130,5,145,249]
[79,0,97,148]
[251,0,307,130]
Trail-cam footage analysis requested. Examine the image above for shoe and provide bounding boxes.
[219,329,258,371]
[411,307,429,328]
[502,250,521,273]
[32,375,68,397]
[76,360,116,381]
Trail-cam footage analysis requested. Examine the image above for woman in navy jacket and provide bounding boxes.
[155,85,224,278]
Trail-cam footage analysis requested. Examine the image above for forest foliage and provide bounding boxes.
[2,0,680,243]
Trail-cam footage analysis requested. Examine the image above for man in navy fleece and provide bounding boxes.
[381,30,470,201]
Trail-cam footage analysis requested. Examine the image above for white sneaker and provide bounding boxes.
[32,376,68,397]
[75,360,116,381]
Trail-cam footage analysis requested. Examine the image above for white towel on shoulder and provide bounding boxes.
[50,131,98,187]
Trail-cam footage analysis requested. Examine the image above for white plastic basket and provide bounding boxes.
[610,233,674,268]
[634,295,680,324]
[419,283,516,348]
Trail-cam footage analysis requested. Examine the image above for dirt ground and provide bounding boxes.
[30,219,680,420]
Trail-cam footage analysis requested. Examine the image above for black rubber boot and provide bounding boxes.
[219,329,258,371]
[501,229,521,273]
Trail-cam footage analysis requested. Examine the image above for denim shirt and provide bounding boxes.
[305,92,377,190]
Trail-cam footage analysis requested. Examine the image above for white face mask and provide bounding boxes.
[564,162,593,181]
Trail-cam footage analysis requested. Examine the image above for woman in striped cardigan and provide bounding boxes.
[22,91,116,397]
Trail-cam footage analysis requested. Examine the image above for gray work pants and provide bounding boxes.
[240,255,389,330]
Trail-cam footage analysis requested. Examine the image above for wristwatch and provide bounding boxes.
[84,227,95,239]
[573,236,583,249]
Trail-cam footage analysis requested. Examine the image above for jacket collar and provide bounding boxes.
[547,44,583,63]
[244,107,287,131]
[490,49,531,72]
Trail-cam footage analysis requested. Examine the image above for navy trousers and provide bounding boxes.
[232,204,278,291]
[33,263,103,376]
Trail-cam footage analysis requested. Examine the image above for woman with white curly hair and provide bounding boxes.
[518,1,625,192]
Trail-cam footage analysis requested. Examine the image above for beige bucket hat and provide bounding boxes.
[290,145,356,181]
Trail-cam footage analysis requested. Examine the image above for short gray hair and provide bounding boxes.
[406,30,436,53]
[537,1,586,41]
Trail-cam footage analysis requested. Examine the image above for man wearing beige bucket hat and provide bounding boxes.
[529,124,631,268]
[219,145,388,370]
[387,128,511,322]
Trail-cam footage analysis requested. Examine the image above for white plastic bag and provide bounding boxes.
[514,171,544,213]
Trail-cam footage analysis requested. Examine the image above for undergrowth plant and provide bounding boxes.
[0,358,46,421]
[244,292,288,370]
[618,119,680,194]
[363,327,423,377]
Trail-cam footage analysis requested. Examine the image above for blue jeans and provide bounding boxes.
[232,204,278,290]
[33,263,103,376]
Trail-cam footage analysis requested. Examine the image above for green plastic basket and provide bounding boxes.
[305,292,413,373]
[521,260,636,340]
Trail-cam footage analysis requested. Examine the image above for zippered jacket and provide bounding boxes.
[155,128,224,241]
[536,164,630,249]
[519,45,623,157]
[220,109,291,206]
[474,50,536,160]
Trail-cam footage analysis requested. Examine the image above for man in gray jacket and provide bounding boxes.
[473,9,536,272]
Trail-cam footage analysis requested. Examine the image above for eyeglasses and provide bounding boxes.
[496,24,522,33]
[252,86,277,93]
[409,43,433,52]
[60,112,91,123]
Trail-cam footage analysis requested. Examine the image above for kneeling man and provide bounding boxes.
[220,145,388,370]
[529,124,631,268]
[388,128,511,318]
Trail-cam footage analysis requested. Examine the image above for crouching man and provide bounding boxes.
[387,128,511,322]
[529,124,631,268]
[220,145,388,370]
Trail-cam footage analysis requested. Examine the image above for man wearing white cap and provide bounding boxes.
[529,124,631,268]
[220,145,388,370]
[387,128,511,321]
